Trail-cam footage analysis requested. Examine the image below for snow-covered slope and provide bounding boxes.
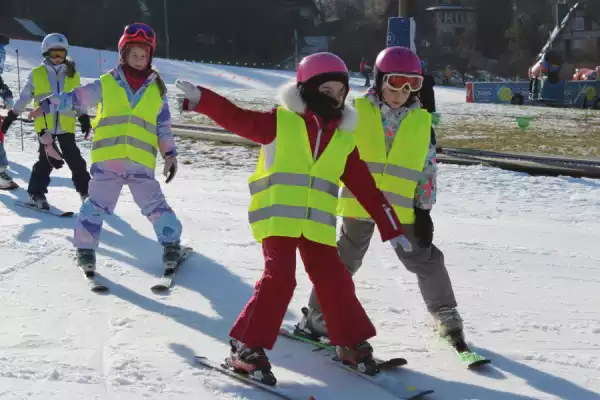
[2,39,468,109]
[0,39,599,399]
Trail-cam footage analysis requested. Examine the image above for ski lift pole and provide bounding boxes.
[15,48,24,151]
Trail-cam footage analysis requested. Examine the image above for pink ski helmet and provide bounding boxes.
[297,52,349,84]
[375,46,422,75]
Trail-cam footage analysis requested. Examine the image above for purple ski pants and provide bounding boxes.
[74,161,182,249]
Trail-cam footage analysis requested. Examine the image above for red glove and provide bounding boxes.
[0,131,4,144]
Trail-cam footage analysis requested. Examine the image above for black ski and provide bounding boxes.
[81,270,109,293]
[14,200,74,217]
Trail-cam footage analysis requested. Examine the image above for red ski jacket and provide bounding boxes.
[183,83,404,241]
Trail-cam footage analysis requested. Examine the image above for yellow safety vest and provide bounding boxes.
[337,98,431,224]
[32,65,80,133]
[91,73,163,169]
[248,108,356,247]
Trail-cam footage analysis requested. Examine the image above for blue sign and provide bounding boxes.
[387,17,412,48]
[467,80,600,108]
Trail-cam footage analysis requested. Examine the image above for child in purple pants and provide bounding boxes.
[32,23,183,270]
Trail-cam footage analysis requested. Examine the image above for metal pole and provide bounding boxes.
[293,29,299,67]
[16,48,23,151]
[163,0,170,58]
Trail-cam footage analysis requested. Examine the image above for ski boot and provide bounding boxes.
[432,306,468,349]
[294,306,329,341]
[335,341,379,376]
[27,193,49,210]
[227,339,276,385]
[432,307,464,338]
[163,243,183,268]
[76,249,96,275]
[0,167,18,190]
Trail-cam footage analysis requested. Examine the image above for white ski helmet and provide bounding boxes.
[41,33,69,55]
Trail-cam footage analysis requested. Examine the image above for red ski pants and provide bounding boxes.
[230,236,376,350]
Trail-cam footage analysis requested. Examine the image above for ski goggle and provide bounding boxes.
[123,23,156,46]
[47,49,67,59]
[383,73,423,92]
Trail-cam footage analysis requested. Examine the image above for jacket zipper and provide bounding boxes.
[312,115,322,161]
[54,67,60,134]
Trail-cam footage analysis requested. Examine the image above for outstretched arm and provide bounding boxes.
[178,81,277,145]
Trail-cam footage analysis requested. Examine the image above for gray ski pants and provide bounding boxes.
[308,217,457,316]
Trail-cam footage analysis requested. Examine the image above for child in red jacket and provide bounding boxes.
[177,52,410,385]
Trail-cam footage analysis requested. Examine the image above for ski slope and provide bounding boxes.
[0,39,599,399]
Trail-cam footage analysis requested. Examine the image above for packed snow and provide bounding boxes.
[0,39,599,399]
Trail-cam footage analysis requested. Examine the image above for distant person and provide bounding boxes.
[0,34,14,109]
[360,58,372,87]
[0,34,17,190]
[528,50,563,98]
[2,33,91,209]
[443,65,452,85]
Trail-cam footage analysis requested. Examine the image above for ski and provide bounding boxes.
[279,326,407,369]
[441,333,491,369]
[150,246,192,292]
[81,270,109,293]
[14,200,74,217]
[0,182,19,190]
[194,356,314,400]
[328,356,433,399]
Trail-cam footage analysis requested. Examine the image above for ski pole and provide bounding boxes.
[16,48,23,151]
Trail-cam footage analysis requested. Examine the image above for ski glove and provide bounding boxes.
[414,208,434,248]
[78,115,92,139]
[163,155,178,183]
[390,234,413,253]
[175,79,202,111]
[1,110,17,133]
[3,97,13,109]
[38,130,64,169]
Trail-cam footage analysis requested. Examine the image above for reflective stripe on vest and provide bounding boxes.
[32,65,80,133]
[337,98,431,224]
[247,107,356,246]
[91,74,163,169]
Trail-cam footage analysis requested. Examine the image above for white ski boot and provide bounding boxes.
[432,307,464,338]
[0,166,18,190]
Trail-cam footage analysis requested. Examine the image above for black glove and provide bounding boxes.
[414,208,434,248]
[78,115,91,139]
[1,110,17,133]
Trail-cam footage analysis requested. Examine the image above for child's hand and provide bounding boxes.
[29,95,60,119]
[28,106,44,120]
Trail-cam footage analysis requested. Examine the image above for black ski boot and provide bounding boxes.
[76,249,96,275]
[27,193,49,210]
[163,243,182,267]
[227,339,276,385]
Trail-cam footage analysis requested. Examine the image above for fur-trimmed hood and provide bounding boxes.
[277,82,358,132]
